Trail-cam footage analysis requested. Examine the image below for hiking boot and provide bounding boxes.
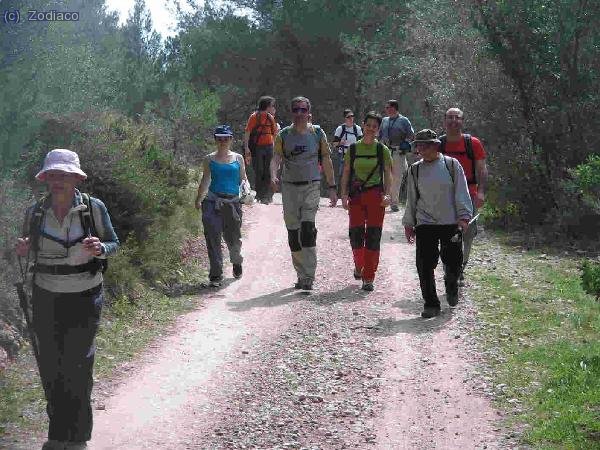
[353,267,362,280]
[42,441,65,450]
[233,264,243,279]
[209,275,223,287]
[362,281,374,291]
[446,292,459,307]
[64,443,87,450]
[294,278,313,290]
[390,205,400,212]
[421,306,441,318]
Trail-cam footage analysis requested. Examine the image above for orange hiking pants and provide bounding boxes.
[348,186,385,282]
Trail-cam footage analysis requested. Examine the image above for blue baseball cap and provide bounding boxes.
[214,124,233,137]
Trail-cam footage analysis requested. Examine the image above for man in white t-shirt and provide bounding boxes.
[332,109,363,189]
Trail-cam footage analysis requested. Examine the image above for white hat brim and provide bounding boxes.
[36,164,87,181]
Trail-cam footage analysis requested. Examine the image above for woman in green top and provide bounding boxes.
[340,111,393,291]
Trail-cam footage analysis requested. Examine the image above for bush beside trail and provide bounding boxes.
[0,110,211,367]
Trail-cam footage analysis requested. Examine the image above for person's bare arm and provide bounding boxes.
[238,153,248,183]
[270,151,282,192]
[320,138,336,187]
[383,161,393,201]
[340,158,351,210]
[195,156,211,209]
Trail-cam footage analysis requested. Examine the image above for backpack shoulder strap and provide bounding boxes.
[463,134,473,160]
[79,193,97,237]
[463,134,477,183]
[411,163,420,201]
[338,124,346,141]
[348,143,357,187]
[440,134,447,154]
[443,156,455,184]
[29,195,48,253]
[353,124,358,137]
[280,126,290,146]
[312,124,324,139]
[312,125,325,163]
[377,142,384,183]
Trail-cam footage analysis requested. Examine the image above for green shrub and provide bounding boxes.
[581,259,600,300]
[20,111,206,299]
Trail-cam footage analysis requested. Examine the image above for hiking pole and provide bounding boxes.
[14,256,43,377]
[450,213,480,243]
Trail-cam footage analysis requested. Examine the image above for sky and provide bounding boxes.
[104,0,198,38]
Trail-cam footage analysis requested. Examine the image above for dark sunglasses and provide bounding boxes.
[215,136,231,142]
[292,107,309,113]
[345,114,354,118]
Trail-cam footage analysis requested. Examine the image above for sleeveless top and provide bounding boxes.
[209,159,240,195]
[280,125,323,183]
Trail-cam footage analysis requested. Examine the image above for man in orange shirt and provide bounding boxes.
[244,96,279,204]
[441,107,489,285]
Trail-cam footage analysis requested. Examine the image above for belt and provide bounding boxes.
[32,260,102,275]
[284,180,320,185]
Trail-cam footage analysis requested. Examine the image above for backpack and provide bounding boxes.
[347,142,384,197]
[336,124,359,144]
[248,111,274,154]
[410,155,455,201]
[439,134,477,184]
[29,193,107,274]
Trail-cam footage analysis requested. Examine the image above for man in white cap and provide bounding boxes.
[15,149,120,450]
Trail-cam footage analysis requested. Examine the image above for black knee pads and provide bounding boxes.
[365,226,382,251]
[349,226,365,249]
[287,228,301,252]
[300,221,317,247]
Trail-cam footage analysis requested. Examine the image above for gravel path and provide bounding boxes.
[16,195,507,449]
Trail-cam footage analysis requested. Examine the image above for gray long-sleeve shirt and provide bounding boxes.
[402,154,473,227]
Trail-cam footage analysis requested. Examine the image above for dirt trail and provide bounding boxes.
[21,195,505,449]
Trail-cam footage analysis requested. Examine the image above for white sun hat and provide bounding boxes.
[35,149,87,181]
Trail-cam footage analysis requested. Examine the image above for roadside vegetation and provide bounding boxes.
[469,233,600,449]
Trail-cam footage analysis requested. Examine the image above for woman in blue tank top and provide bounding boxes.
[194,125,249,287]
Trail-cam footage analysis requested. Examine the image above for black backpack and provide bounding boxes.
[439,134,477,184]
[29,193,107,274]
[347,142,384,196]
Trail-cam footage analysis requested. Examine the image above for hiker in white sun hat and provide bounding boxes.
[15,148,119,450]
[35,149,88,181]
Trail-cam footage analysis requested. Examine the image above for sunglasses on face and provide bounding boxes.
[292,107,309,113]
[215,136,231,142]
[345,114,354,118]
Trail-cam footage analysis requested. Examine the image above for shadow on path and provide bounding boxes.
[312,284,369,306]
[363,309,453,337]
[227,287,305,311]
[346,293,455,337]
[227,284,367,312]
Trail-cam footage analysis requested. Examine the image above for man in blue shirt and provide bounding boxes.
[379,100,414,212]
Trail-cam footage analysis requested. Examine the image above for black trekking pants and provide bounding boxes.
[252,144,273,202]
[32,283,103,442]
[415,225,463,308]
